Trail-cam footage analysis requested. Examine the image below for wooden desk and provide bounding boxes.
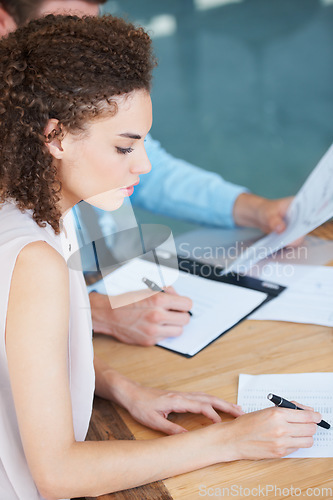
[84,223,333,500]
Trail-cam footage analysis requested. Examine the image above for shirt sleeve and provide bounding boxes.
[131,134,248,228]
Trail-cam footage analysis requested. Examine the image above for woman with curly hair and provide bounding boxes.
[0,14,320,500]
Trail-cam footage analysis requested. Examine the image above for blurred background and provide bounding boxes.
[102,0,333,235]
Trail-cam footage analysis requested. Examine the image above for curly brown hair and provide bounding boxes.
[1,0,106,25]
[0,14,155,233]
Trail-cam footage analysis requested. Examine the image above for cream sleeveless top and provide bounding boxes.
[0,202,95,500]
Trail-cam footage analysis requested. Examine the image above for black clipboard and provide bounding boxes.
[156,255,286,358]
[177,256,285,297]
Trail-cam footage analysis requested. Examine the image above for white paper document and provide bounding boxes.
[89,258,267,356]
[88,257,180,296]
[237,373,333,458]
[249,264,333,326]
[223,143,333,275]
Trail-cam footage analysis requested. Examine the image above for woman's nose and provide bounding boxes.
[131,148,151,175]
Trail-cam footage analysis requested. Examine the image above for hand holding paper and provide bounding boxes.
[224,143,333,275]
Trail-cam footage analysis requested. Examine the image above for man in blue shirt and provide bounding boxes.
[0,0,293,346]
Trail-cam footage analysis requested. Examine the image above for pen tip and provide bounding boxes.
[267,393,273,400]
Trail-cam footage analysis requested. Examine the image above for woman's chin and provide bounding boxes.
[84,192,125,212]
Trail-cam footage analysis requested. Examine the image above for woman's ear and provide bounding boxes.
[44,119,64,159]
[0,7,17,37]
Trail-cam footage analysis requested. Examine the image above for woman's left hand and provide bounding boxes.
[94,356,243,435]
[123,383,244,435]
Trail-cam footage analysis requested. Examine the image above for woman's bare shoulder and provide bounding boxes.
[8,241,70,318]
[14,240,68,284]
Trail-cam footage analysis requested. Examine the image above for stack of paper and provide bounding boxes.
[249,263,333,326]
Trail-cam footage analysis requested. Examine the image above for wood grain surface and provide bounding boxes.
[81,222,333,500]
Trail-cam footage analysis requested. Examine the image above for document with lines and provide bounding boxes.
[237,373,333,458]
[88,258,267,356]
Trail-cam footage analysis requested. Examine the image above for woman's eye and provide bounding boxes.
[116,146,134,155]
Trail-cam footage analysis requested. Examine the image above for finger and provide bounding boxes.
[291,401,314,411]
[287,436,315,449]
[156,291,193,313]
[211,400,244,417]
[267,214,286,233]
[149,413,187,435]
[274,437,314,459]
[160,310,191,327]
[167,397,222,424]
[156,325,184,340]
[288,423,317,437]
[181,393,244,417]
[196,403,222,423]
[280,408,322,424]
[274,221,286,233]
[139,323,184,343]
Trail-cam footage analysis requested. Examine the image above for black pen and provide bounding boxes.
[142,277,193,316]
[267,393,330,430]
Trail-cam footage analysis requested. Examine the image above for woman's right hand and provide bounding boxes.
[218,406,321,461]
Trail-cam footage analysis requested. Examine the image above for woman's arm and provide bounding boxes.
[6,242,321,500]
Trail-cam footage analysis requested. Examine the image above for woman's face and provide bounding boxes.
[57,90,152,213]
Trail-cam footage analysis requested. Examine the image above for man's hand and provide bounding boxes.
[233,193,293,234]
[89,287,192,346]
[233,193,304,247]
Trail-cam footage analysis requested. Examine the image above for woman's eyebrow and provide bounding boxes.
[118,132,142,140]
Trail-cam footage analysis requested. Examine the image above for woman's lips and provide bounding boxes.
[123,185,134,196]
[121,180,139,197]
